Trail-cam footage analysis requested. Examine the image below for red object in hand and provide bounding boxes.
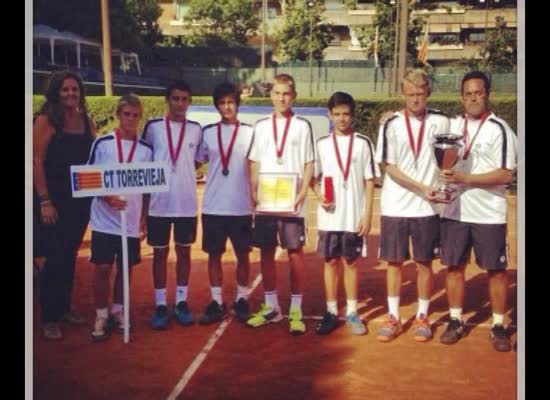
[323,176,334,203]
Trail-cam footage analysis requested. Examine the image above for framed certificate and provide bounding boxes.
[256,172,299,215]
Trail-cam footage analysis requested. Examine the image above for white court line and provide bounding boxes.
[166,273,263,400]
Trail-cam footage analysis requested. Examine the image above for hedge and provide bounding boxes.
[32,94,517,145]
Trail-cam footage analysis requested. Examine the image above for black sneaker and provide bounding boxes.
[199,301,227,325]
[440,318,466,344]
[232,298,250,323]
[490,324,511,352]
[316,312,340,335]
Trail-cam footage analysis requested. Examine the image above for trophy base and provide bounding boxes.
[432,188,456,204]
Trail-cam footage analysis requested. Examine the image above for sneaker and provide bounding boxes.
[150,305,170,330]
[440,318,466,345]
[316,312,339,335]
[173,301,194,326]
[246,303,283,328]
[61,310,86,325]
[412,314,432,342]
[376,314,403,342]
[199,301,227,325]
[232,298,250,323]
[108,312,130,334]
[90,317,110,342]
[43,322,63,340]
[288,307,306,335]
[490,324,511,352]
[346,312,367,336]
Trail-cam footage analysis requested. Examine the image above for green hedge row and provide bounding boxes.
[32,95,517,143]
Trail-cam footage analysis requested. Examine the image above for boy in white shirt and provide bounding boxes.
[88,94,152,341]
[313,92,379,336]
[142,81,203,329]
[246,73,315,335]
[196,82,254,324]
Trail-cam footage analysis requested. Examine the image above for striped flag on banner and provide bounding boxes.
[417,24,429,65]
[72,170,103,191]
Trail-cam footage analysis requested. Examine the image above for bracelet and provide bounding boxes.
[39,194,50,201]
[40,200,52,206]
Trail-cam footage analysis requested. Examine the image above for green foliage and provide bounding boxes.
[182,0,260,47]
[274,1,333,62]
[343,0,358,10]
[480,16,517,72]
[33,95,518,143]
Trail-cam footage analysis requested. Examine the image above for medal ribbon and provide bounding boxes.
[272,111,292,160]
[165,115,186,168]
[115,129,137,163]
[404,109,425,161]
[332,131,354,184]
[217,122,240,172]
[462,111,489,160]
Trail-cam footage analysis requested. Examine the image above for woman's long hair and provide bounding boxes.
[38,70,88,131]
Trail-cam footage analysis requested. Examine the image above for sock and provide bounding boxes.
[388,296,400,320]
[492,313,504,327]
[417,298,430,319]
[210,286,222,305]
[290,294,303,310]
[264,290,279,311]
[96,308,108,319]
[155,288,167,306]
[111,303,123,315]
[236,285,249,301]
[346,299,358,316]
[176,285,188,304]
[450,307,463,321]
[326,301,338,315]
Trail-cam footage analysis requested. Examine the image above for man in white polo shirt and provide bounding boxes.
[142,81,203,329]
[375,69,449,343]
[438,71,517,352]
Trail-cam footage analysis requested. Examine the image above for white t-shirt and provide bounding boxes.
[315,132,380,232]
[88,132,153,238]
[197,121,254,216]
[375,109,450,217]
[247,113,315,218]
[142,117,203,217]
[442,112,517,224]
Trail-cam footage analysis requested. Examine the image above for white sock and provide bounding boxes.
[155,288,167,306]
[96,308,108,319]
[111,303,123,315]
[176,285,188,304]
[236,285,249,301]
[388,296,400,320]
[450,307,463,321]
[492,313,505,327]
[346,299,358,316]
[264,291,279,310]
[416,298,430,319]
[290,294,303,310]
[326,301,338,315]
[211,286,222,305]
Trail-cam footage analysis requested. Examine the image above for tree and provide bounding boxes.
[182,0,260,47]
[274,0,333,62]
[353,1,424,68]
[479,16,517,72]
[34,0,162,53]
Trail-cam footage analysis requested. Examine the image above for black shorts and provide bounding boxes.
[440,218,508,271]
[146,216,197,247]
[252,215,306,251]
[379,215,440,264]
[317,231,363,262]
[90,231,141,267]
[202,214,252,255]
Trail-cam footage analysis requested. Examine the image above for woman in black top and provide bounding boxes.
[33,70,96,340]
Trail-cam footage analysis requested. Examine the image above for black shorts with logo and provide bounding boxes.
[317,230,364,262]
[252,215,306,251]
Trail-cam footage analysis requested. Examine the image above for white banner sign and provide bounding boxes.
[70,161,170,198]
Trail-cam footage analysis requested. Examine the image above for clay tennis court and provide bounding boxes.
[33,188,518,400]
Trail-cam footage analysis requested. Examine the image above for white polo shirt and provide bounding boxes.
[197,121,254,216]
[142,117,203,217]
[442,113,517,224]
[375,109,450,217]
[247,113,315,218]
[315,132,380,232]
[88,132,153,238]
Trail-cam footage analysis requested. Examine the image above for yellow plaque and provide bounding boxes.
[256,173,298,214]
